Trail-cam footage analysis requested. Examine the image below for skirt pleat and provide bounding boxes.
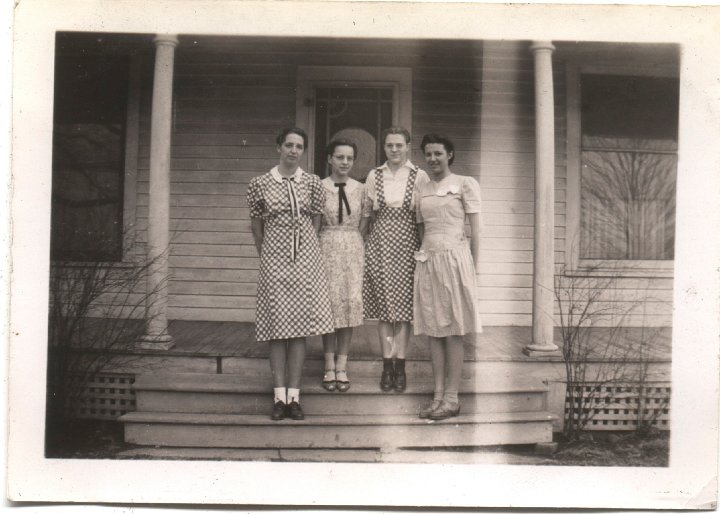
[413,245,481,337]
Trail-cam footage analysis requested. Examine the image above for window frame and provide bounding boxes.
[565,60,678,278]
[295,66,412,173]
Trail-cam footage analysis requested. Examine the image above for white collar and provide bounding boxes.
[323,176,357,191]
[270,166,304,183]
[378,160,414,173]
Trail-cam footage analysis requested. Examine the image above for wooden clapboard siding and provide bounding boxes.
[130,37,672,327]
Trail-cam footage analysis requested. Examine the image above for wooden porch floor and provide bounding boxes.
[140,321,672,363]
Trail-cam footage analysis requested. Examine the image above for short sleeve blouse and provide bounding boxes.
[415,174,482,224]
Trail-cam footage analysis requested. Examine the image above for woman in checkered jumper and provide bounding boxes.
[361,126,429,393]
[247,128,335,421]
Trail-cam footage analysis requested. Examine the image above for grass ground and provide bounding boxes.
[45,419,669,466]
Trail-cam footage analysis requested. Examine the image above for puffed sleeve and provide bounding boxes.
[362,170,377,218]
[307,174,325,216]
[247,177,264,218]
[412,168,430,212]
[461,176,482,214]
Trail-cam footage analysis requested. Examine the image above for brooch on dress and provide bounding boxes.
[414,250,429,262]
[435,184,461,197]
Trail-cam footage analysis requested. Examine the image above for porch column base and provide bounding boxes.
[523,343,560,357]
[136,334,175,351]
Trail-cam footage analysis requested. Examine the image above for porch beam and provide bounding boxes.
[137,34,178,350]
[524,41,559,356]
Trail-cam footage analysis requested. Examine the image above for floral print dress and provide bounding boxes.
[318,177,365,328]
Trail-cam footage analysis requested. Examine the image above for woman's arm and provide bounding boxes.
[467,212,482,273]
[312,213,322,233]
[251,218,265,255]
[359,216,371,238]
[417,222,425,245]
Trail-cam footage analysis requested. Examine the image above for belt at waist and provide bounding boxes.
[320,225,361,233]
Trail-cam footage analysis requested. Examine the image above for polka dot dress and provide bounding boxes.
[247,168,335,342]
[363,167,420,322]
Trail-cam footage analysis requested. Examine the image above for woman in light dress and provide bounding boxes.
[362,127,429,393]
[246,127,334,421]
[413,134,482,420]
[318,139,367,392]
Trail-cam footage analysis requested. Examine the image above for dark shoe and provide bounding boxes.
[271,400,287,421]
[380,369,394,392]
[321,370,336,392]
[335,370,350,393]
[429,400,461,420]
[287,401,305,420]
[418,400,442,419]
[393,370,406,392]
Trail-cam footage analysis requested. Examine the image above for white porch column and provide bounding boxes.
[137,34,178,350]
[524,41,559,356]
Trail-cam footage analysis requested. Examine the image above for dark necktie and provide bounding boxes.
[334,182,351,224]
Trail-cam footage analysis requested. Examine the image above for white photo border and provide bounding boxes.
[7,0,720,509]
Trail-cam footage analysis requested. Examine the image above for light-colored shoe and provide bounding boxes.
[418,400,442,419]
[428,400,461,420]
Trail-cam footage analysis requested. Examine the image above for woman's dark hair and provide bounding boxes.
[381,126,411,145]
[276,127,308,148]
[325,138,358,159]
[421,133,455,165]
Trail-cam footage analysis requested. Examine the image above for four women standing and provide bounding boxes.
[248,127,481,421]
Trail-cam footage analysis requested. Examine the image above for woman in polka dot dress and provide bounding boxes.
[361,126,429,393]
[247,127,335,421]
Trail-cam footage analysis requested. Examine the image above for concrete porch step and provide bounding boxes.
[122,410,557,449]
[133,372,549,415]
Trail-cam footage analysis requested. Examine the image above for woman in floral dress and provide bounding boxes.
[318,139,367,392]
[247,127,334,421]
[413,133,482,420]
[362,126,429,393]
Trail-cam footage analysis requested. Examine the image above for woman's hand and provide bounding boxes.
[251,218,265,256]
[467,212,482,273]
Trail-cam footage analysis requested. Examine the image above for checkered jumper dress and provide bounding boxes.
[362,167,420,322]
[247,170,335,342]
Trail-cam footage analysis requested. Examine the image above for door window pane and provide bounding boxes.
[580,74,678,260]
[314,87,393,181]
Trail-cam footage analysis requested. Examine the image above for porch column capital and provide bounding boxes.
[524,38,560,357]
[529,41,556,54]
[153,34,179,48]
[137,33,179,351]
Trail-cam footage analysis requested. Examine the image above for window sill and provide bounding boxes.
[50,259,142,270]
[565,259,674,279]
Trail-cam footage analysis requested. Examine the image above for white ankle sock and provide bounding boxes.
[273,387,286,404]
[287,387,300,403]
[336,354,348,371]
[324,352,335,371]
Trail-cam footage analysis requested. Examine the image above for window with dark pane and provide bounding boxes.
[313,87,393,182]
[51,55,129,261]
[580,74,678,260]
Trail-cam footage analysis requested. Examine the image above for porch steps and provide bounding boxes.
[121,372,557,449]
